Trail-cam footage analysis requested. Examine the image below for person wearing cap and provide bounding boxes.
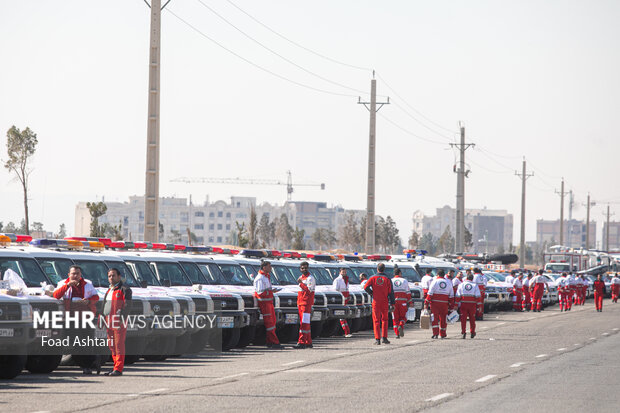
[425,269,454,339]
[294,261,316,349]
[522,272,533,311]
[364,263,395,345]
[611,274,620,303]
[390,267,411,339]
[456,272,481,338]
[332,267,353,338]
[253,261,283,349]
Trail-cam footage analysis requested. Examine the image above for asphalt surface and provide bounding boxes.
[1,300,619,413]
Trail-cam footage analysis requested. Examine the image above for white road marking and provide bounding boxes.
[574,344,580,346]
[589,337,596,340]
[408,340,419,344]
[557,348,567,351]
[497,322,506,325]
[489,338,495,341]
[284,368,362,373]
[510,362,525,368]
[536,354,548,358]
[482,326,488,329]
[475,375,497,383]
[602,332,609,336]
[426,393,453,402]
[335,352,350,356]
[613,328,619,331]
[214,373,249,381]
[282,360,305,366]
[141,388,168,394]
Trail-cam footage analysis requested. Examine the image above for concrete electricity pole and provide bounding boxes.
[450,124,474,252]
[515,159,533,268]
[584,193,596,249]
[143,0,171,242]
[358,73,389,253]
[555,178,568,247]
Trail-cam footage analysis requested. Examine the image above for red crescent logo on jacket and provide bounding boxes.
[376,277,384,285]
[439,281,447,289]
[465,284,473,291]
[394,279,402,287]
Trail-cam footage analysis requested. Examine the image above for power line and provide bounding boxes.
[476,144,521,160]
[165,7,357,98]
[195,0,369,96]
[378,113,447,145]
[225,0,373,72]
[468,157,513,175]
[391,100,456,142]
[473,147,515,173]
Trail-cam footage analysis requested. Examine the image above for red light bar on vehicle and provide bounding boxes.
[0,233,33,244]
[366,255,392,261]
[65,237,111,246]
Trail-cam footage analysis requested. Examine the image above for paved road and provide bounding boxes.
[1,301,619,412]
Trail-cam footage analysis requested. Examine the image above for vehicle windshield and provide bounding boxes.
[0,257,50,288]
[35,257,73,284]
[307,267,332,285]
[126,260,161,286]
[382,266,395,276]
[395,266,421,283]
[217,263,253,286]
[348,266,376,280]
[71,259,112,288]
[178,261,209,285]
[546,264,570,273]
[196,262,228,285]
[103,261,140,287]
[490,272,506,282]
[326,266,361,284]
[239,263,260,281]
[271,264,297,285]
[484,272,501,282]
[150,262,192,286]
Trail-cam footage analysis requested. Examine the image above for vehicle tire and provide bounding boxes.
[236,325,256,348]
[124,355,139,365]
[209,328,241,351]
[310,321,323,338]
[320,319,340,337]
[0,355,26,379]
[187,330,210,354]
[364,316,373,330]
[252,326,267,346]
[25,355,62,374]
[173,332,192,355]
[350,317,363,333]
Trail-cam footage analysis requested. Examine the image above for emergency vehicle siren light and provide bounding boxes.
[29,238,104,250]
[65,237,111,246]
[239,249,268,258]
[0,233,33,244]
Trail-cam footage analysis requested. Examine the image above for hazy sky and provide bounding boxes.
[1,0,619,246]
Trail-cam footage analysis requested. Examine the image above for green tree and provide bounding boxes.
[235,221,249,247]
[4,126,38,235]
[338,212,360,251]
[408,231,420,249]
[292,227,305,250]
[31,222,44,233]
[311,228,336,250]
[257,213,275,247]
[247,207,259,248]
[419,232,438,256]
[464,227,473,251]
[169,229,182,243]
[4,222,17,233]
[86,201,107,237]
[104,222,124,241]
[438,225,455,254]
[275,214,293,249]
[55,223,67,239]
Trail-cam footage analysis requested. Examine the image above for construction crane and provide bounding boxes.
[171,171,325,202]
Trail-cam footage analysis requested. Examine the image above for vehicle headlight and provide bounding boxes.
[172,300,181,315]
[273,295,281,309]
[206,297,214,313]
[237,297,244,312]
[143,300,153,317]
[188,299,196,315]
[21,303,33,321]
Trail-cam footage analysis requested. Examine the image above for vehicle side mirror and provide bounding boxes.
[140,280,148,288]
[162,279,171,287]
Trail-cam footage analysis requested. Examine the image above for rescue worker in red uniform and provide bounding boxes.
[390,267,411,339]
[420,268,434,300]
[364,263,395,345]
[566,274,576,310]
[102,268,132,376]
[512,273,524,312]
[611,274,620,303]
[253,261,283,349]
[452,271,463,295]
[425,269,455,339]
[522,272,533,311]
[593,274,606,312]
[294,261,315,349]
[456,273,481,339]
[580,275,588,305]
[472,268,487,320]
[529,270,548,312]
[53,265,100,374]
[332,267,353,338]
[574,275,585,305]
[555,273,569,312]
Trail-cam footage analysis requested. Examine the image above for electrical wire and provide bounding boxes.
[474,147,516,173]
[468,157,513,175]
[378,113,447,145]
[225,0,373,72]
[165,8,357,98]
[391,100,456,142]
[476,144,522,160]
[195,0,370,96]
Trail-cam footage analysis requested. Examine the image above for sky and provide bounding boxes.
[1,0,619,247]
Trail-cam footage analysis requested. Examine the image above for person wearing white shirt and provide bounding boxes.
[332,268,353,338]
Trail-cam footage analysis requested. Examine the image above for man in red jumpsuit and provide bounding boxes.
[522,272,532,311]
[425,269,455,339]
[364,263,395,345]
[102,268,132,376]
[390,267,411,339]
[294,261,315,349]
[593,274,606,312]
[254,261,283,349]
[530,270,548,312]
[332,267,352,338]
[512,273,524,312]
[456,273,481,339]
[611,274,620,303]
[53,265,100,374]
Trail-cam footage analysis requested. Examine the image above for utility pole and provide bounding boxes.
[143,0,172,242]
[358,73,389,253]
[604,205,615,251]
[555,178,568,247]
[515,159,534,268]
[450,124,474,252]
[584,193,596,249]
[567,190,574,245]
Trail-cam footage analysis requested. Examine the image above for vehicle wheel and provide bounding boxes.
[124,355,139,365]
[252,326,267,346]
[364,316,373,330]
[173,332,192,355]
[187,330,210,354]
[320,319,340,337]
[0,355,26,379]
[25,355,62,374]
[209,328,241,351]
[310,321,323,338]
[236,326,256,348]
[350,317,363,333]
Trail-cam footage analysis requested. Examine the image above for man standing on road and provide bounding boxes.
[580,275,588,305]
[102,268,132,376]
[364,263,395,345]
[472,268,487,320]
[522,272,533,311]
[332,267,353,338]
[253,261,283,349]
[574,274,584,305]
[53,265,100,375]
[555,273,569,312]
[512,273,524,312]
[530,270,548,312]
[611,274,620,303]
[593,274,606,312]
[505,270,515,286]
[456,273,481,339]
[425,270,454,339]
[452,271,463,295]
[421,268,434,300]
[566,273,577,310]
[295,261,316,349]
[391,267,411,339]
